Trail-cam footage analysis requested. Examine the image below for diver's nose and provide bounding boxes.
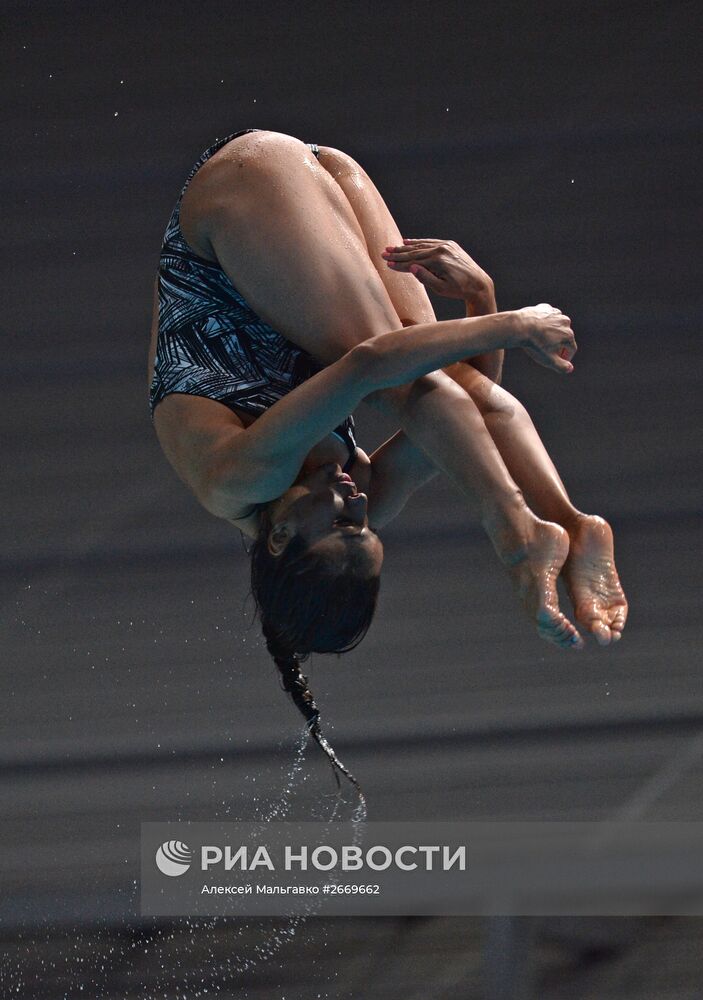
[323,462,342,481]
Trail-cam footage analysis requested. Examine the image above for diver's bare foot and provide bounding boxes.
[496,517,584,650]
[563,514,628,646]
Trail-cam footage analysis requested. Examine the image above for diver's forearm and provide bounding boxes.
[461,289,504,383]
[361,310,520,391]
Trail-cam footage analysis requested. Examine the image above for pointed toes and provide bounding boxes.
[537,612,584,650]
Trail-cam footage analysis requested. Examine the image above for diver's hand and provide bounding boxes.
[516,304,577,374]
[381,238,495,309]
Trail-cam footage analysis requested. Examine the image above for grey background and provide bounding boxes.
[2,1,702,997]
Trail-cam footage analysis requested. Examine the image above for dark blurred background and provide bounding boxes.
[2,1,702,997]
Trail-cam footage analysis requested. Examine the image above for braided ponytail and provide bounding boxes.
[250,512,382,810]
[264,629,365,806]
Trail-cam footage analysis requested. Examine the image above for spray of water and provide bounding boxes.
[2,596,367,998]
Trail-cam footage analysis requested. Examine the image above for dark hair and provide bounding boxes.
[250,513,381,803]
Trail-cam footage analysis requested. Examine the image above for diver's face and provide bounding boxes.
[266,463,384,574]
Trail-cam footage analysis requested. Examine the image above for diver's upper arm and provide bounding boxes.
[152,393,258,519]
[152,346,374,518]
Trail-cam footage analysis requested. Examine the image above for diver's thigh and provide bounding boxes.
[194,130,403,365]
[317,145,437,328]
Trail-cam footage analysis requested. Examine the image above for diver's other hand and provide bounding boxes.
[382,238,495,309]
[517,304,577,374]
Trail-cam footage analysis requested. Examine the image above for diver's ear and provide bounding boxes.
[267,521,293,556]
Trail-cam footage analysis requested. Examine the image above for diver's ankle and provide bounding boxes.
[481,490,535,560]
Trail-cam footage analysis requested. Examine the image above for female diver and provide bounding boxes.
[148,128,627,789]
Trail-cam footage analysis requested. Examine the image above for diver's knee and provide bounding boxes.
[482,382,520,421]
[317,145,369,185]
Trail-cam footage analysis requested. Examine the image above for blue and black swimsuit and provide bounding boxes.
[149,127,358,473]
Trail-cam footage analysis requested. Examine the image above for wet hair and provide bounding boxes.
[250,511,381,802]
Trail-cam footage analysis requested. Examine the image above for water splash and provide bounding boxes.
[0,726,364,996]
[1,595,366,998]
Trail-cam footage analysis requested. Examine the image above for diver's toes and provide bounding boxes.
[610,608,627,631]
[589,619,613,646]
[538,614,583,650]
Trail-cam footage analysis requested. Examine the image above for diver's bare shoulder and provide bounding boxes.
[152,392,257,521]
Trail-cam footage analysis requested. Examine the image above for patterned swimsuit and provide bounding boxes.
[149,127,358,471]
